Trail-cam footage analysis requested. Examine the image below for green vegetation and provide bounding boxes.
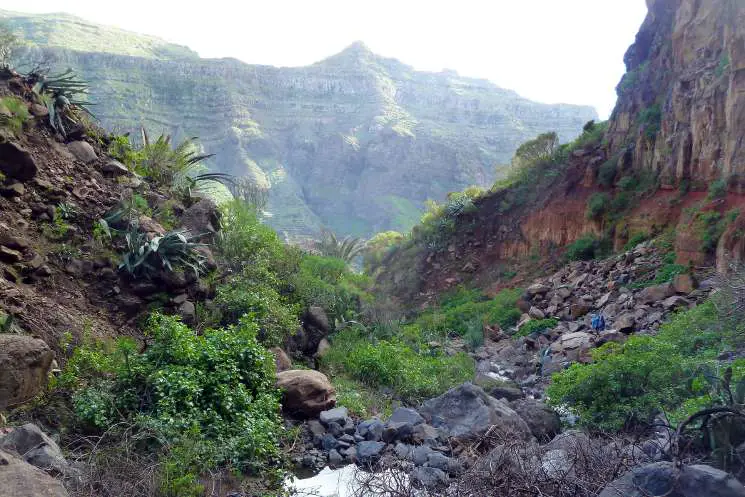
[566,234,609,261]
[598,158,618,187]
[0,96,30,135]
[623,232,649,251]
[412,188,482,251]
[638,103,662,140]
[0,22,16,68]
[320,325,474,404]
[708,178,728,201]
[716,54,731,78]
[30,69,93,138]
[694,208,740,254]
[119,228,206,279]
[314,228,367,263]
[517,318,558,337]
[363,231,404,272]
[61,314,281,495]
[586,193,610,221]
[548,300,745,431]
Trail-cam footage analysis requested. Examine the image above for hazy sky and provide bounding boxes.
[2,0,648,118]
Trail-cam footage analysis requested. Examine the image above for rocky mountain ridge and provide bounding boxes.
[0,10,596,237]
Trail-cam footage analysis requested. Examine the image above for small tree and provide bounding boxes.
[0,23,17,69]
[512,132,559,169]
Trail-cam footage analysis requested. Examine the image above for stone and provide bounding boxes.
[549,332,594,363]
[101,160,129,176]
[418,383,532,440]
[598,330,627,345]
[509,399,561,441]
[382,421,413,443]
[426,452,453,471]
[355,441,386,464]
[412,423,440,445]
[637,283,675,304]
[178,301,196,325]
[662,295,690,310]
[320,434,338,451]
[357,418,384,441]
[315,338,331,358]
[541,449,572,478]
[327,449,344,467]
[412,445,434,465]
[673,274,696,294]
[0,449,69,497]
[0,234,29,251]
[528,306,546,319]
[389,407,424,426]
[307,420,326,438]
[0,182,24,197]
[180,198,221,236]
[0,335,54,410]
[598,462,745,497]
[485,384,524,402]
[0,424,70,476]
[410,466,448,489]
[276,370,335,417]
[527,283,551,296]
[0,246,23,263]
[0,141,37,181]
[327,422,344,437]
[67,141,98,163]
[319,407,348,426]
[615,313,636,334]
[305,306,330,333]
[570,303,591,319]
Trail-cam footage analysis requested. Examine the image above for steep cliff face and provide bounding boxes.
[607,0,745,190]
[375,0,745,305]
[1,11,596,237]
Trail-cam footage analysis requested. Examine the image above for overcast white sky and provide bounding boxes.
[1,0,648,118]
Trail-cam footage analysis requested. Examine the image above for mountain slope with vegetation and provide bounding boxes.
[0,9,596,238]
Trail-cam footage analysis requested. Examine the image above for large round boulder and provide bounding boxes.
[418,383,532,440]
[0,449,68,497]
[0,335,54,410]
[509,399,561,441]
[276,369,336,417]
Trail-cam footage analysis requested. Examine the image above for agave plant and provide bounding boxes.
[29,69,93,137]
[119,226,206,278]
[314,228,367,263]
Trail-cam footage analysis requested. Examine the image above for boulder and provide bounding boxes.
[418,383,532,440]
[570,303,591,319]
[180,199,221,237]
[388,407,424,426]
[615,313,636,334]
[0,424,69,476]
[527,283,552,296]
[319,407,348,426]
[0,449,68,497]
[67,141,98,163]
[410,466,448,489]
[598,462,745,497]
[0,182,24,197]
[100,160,129,176]
[270,347,292,372]
[509,400,561,441]
[0,141,37,181]
[673,274,696,294]
[549,332,594,363]
[529,307,546,319]
[412,423,441,445]
[356,441,386,464]
[637,283,675,304]
[276,370,336,417]
[662,295,690,310]
[383,421,413,443]
[0,335,54,410]
[357,418,384,442]
[541,449,572,478]
[288,307,332,356]
[315,338,331,358]
[305,306,330,333]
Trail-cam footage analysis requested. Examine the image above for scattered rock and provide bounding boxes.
[529,307,546,319]
[662,295,690,310]
[177,301,196,325]
[673,274,696,294]
[67,141,98,163]
[276,370,336,417]
[315,338,331,358]
[389,407,424,427]
[419,383,532,440]
[410,466,448,489]
[328,449,344,467]
[0,335,54,410]
[615,313,636,334]
[637,283,675,304]
[527,283,551,296]
[570,303,591,319]
[101,160,129,176]
[356,441,386,464]
[180,198,221,237]
[0,424,72,477]
[549,332,594,363]
[0,182,24,197]
[0,246,23,263]
[357,418,384,442]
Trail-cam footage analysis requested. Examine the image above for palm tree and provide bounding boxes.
[314,228,367,263]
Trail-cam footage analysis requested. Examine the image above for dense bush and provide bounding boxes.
[320,325,474,404]
[708,179,728,201]
[638,103,662,140]
[597,159,617,187]
[566,234,608,261]
[516,318,558,337]
[586,193,610,220]
[547,301,744,431]
[63,314,282,491]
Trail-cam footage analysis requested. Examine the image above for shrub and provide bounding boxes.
[547,301,734,431]
[516,318,558,337]
[0,96,30,135]
[119,227,206,278]
[597,159,617,187]
[566,234,605,261]
[618,175,638,192]
[67,314,282,476]
[623,232,649,251]
[638,103,662,140]
[320,326,475,404]
[586,193,610,220]
[708,179,728,201]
